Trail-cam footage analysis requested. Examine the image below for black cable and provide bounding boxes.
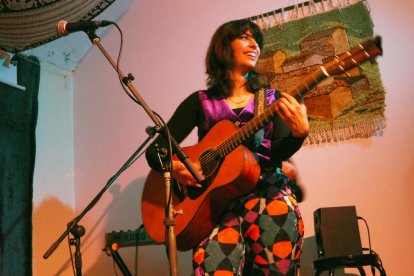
[110,22,141,105]
[68,235,76,275]
[146,112,174,262]
[106,22,166,173]
[358,216,379,275]
[113,257,120,276]
[357,216,372,254]
[134,224,146,276]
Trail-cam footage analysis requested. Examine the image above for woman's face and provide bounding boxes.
[230,30,261,73]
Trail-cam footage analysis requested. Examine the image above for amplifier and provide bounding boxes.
[314,206,362,258]
[105,226,160,248]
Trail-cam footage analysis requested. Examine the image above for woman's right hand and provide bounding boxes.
[281,160,297,180]
[171,160,203,188]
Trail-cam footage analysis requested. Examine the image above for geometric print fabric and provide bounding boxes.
[193,175,304,275]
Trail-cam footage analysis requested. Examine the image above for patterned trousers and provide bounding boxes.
[192,174,304,276]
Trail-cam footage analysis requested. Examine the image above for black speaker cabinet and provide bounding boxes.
[314,206,362,258]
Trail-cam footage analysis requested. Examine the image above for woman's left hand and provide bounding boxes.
[275,92,309,138]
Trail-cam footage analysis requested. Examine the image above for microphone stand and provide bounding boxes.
[43,132,156,269]
[84,31,202,275]
[69,223,86,276]
[152,143,178,276]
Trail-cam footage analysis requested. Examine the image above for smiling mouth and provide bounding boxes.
[245,51,258,58]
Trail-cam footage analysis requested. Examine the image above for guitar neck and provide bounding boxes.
[214,36,382,157]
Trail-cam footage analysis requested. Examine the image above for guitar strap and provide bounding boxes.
[254,88,266,116]
[253,88,266,150]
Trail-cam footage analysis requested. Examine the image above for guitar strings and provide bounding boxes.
[197,110,271,167]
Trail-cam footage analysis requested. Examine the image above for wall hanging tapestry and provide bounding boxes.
[0,0,115,52]
[252,0,385,145]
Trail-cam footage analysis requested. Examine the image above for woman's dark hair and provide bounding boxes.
[205,19,267,98]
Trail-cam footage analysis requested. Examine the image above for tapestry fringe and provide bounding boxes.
[304,117,386,146]
[249,0,368,29]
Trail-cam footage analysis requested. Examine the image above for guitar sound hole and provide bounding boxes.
[186,150,221,200]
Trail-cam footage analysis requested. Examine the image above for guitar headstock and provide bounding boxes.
[324,36,383,76]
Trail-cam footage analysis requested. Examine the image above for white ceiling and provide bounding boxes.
[22,0,135,72]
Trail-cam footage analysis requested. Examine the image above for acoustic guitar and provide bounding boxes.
[141,36,382,251]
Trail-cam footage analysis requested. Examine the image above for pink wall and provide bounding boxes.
[69,0,414,275]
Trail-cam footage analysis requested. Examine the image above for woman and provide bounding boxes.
[146,19,309,275]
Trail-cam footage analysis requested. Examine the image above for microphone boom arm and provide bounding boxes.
[87,32,204,183]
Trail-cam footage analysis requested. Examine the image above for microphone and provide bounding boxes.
[56,20,112,36]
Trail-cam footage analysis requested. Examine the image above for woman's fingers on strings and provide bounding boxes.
[276,98,294,121]
[275,95,309,137]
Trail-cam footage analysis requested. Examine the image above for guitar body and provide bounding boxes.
[141,120,261,251]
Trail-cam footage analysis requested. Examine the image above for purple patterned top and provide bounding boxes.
[198,89,276,165]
